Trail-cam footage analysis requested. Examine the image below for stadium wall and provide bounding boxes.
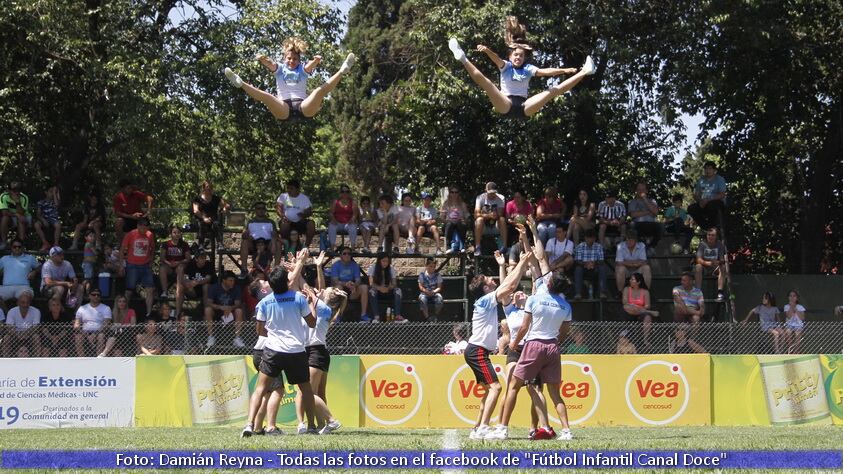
[1,354,841,429]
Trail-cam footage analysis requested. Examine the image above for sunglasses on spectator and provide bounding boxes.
[90,292,101,297]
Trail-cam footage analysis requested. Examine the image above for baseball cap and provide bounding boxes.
[49,246,64,256]
[485,182,498,192]
[420,191,431,199]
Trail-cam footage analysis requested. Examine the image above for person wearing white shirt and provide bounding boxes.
[544,225,574,272]
[243,267,316,438]
[74,289,112,356]
[276,180,316,247]
[3,291,41,357]
[614,230,652,293]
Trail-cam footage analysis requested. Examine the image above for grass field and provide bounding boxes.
[1,426,842,473]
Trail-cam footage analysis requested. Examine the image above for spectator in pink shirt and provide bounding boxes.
[505,190,534,247]
[535,186,566,245]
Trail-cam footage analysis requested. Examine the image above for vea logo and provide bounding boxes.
[624,360,690,425]
[447,364,505,425]
[548,361,600,426]
[359,361,423,426]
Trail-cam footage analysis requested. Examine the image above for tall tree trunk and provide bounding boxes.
[800,99,842,273]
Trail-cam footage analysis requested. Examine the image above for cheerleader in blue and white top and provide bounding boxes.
[224,37,355,121]
[448,17,594,119]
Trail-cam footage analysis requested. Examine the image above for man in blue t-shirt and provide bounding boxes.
[688,160,727,230]
[203,271,244,348]
[0,238,39,304]
[242,267,316,438]
[328,247,370,321]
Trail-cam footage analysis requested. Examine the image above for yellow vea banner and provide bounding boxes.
[712,355,842,426]
[359,355,710,428]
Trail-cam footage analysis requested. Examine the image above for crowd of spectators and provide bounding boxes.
[0,159,832,357]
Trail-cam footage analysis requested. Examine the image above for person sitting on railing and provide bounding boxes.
[357,196,377,254]
[418,257,444,322]
[440,187,470,254]
[473,182,507,256]
[544,223,574,273]
[327,184,358,252]
[573,229,607,300]
[41,298,72,357]
[415,192,441,255]
[0,238,39,311]
[70,189,106,251]
[191,180,229,250]
[159,226,191,300]
[276,179,316,248]
[397,194,417,254]
[688,160,727,231]
[615,229,652,295]
[376,194,401,254]
[329,246,371,321]
[623,272,659,348]
[239,202,281,276]
[73,287,111,357]
[368,253,405,322]
[669,323,706,353]
[41,246,83,309]
[672,271,705,332]
[3,290,41,357]
[782,289,806,354]
[535,186,566,246]
[112,178,153,244]
[204,270,245,348]
[98,294,137,357]
[694,227,729,302]
[740,291,782,353]
[597,189,626,249]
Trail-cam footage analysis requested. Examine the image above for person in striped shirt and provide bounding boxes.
[597,189,626,248]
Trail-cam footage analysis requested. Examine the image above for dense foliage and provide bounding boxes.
[1,0,840,272]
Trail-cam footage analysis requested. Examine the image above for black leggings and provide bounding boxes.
[444,221,467,248]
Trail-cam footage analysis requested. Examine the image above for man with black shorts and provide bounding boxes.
[491,271,574,441]
[465,250,533,440]
[242,267,316,437]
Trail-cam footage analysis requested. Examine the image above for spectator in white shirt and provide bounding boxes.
[74,288,112,356]
[276,180,316,247]
[544,224,574,272]
[3,291,41,357]
[614,230,652,293]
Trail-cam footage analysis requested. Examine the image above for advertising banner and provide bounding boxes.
[135,355,359,427]
[359,354,709,428]
[0,357,135,429]
[712,355,842,426]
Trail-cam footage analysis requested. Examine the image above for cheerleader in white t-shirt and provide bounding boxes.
[447,17,594,119]
[224,37,355,121]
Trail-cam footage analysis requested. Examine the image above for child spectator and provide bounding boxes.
[415,192,441,254]
[34,185,62,252]
[0,182,32,249]
[376,195,400,253]
[741,291,782,353]
[616,329,637,354]
[357,196,377,253]
[418,257,444,321]
[70,190,106,250]
[664,194,693,253]
[440,187,470,254]
[81,230,98,291]
[102,242,123,276]
[397,194,417,253]
[159,226,191,299]
[565,327,590,354]
[443,323,468,355]
[783,289,806,354]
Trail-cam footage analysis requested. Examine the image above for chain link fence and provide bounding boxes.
[3,320,841,358]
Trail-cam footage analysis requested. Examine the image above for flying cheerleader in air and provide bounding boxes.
[448,16,594,119]
[224,37,355,121]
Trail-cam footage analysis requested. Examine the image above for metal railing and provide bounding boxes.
[3,320,839,358]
